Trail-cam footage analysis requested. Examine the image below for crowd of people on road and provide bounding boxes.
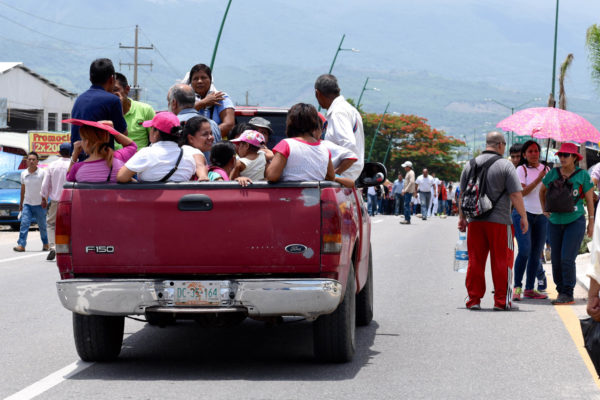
[432,131,597,311]
[13,58,367,253]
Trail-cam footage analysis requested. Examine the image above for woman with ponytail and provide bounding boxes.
[117,112,196,182]
[65,119,137,183]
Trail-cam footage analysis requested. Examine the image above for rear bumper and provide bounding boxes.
[56,278,342,319]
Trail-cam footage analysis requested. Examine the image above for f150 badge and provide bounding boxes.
[85,246,115,254]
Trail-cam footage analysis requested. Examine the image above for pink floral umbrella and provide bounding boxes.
[496,107,600,143]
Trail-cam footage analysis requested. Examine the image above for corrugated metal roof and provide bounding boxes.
[0,62,77,98]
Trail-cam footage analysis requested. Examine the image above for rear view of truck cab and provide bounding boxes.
[55,163,384,363]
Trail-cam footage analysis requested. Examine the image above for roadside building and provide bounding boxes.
[0,62,76,134]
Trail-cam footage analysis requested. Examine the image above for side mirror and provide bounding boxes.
[356,162,387,188]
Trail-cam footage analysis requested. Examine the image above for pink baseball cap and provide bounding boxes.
[62,118,121,136]
[142,112,181,134]
[230,130,265,147]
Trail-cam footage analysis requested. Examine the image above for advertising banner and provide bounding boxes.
[28,131,70,156]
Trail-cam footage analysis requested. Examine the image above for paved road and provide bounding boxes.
[1,217,599,399]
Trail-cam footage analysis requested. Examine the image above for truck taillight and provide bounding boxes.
[55,197,72,254]
[321,190,342,254]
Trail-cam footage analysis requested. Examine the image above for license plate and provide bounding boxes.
[167,281,224,306]
[0,209,10,216]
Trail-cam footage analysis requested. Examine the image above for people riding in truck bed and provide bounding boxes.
[116,112,195,183]
[207,142,251,186]
[181,116,212,181]
[230,130,267,182]
[187,63,235,138]
[265,103,335,183]
[65,119,137,183]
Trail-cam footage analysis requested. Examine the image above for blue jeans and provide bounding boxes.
[446,200,453,215]
[548,216,586,297]
[394,193,403,215]
[367,194,378,216]
[419,191,431,219]
[18,204,48,248]
[512,209,548,290]
[403,193,412,222]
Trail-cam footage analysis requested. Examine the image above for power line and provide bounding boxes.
[138,27,182,79]
[0,13,113,49]
[0,1,133,30]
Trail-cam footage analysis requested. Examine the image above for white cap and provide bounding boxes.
[401,161,413,168]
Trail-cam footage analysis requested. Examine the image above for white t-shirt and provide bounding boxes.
[416,174,434,193]
[273,138,331,181]
[125,141,195,182]
[240,152,266,181]
[319,139,357,170]
[324,95,364,181]
[21,168,45,205]
[517,164,547,214]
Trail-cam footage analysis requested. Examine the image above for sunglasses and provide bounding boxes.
[556,153,573,158]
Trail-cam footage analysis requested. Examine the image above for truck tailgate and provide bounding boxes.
[69,182,322,275]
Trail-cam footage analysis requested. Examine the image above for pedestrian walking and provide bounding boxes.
[14,152,49,253]
[459,131,528,311]
[400,161,415,224]
[429,172,440,217]
[416,169,434,220]
[511,140,549,301]
[392,173,404,216]
[40,143,71,260]
[540,143,595,305]
[509,143,523,168]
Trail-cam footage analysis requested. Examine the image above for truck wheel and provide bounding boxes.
[356,245,374,326]
[73,313,124,362]
[313,264,356,363]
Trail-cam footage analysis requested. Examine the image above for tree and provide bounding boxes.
[363,113,465,182]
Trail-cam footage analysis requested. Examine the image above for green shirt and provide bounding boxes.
[115,99,155,151]
[542,167,593,225]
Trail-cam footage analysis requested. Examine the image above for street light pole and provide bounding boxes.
[356,77,379,109]
[209,0,233,71]
[367,102,390,162]
[319,34,360,111]
[485,97,541,147]
[550,0,560,107]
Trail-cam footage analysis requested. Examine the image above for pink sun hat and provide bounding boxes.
[62,118,121,136]
[230,130,265,147]
[142,111,181,134]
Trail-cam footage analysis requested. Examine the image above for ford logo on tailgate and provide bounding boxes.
[285,244,307,254]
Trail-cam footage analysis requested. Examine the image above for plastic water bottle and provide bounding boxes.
[454,232,468,273]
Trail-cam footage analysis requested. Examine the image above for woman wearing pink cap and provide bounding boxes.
[64,119,137,183]
[540,142,595,305]
[117,112,195,183]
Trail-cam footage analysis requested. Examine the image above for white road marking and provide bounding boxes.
[4,361,93,400]
[0,252,46,264]
[372,219,384,224]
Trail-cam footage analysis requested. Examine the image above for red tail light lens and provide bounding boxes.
[321,190,342,254]
[55,191,72,254]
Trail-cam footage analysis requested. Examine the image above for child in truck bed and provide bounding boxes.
[64,119,137,183]
[230,130,267,181]
[207,142,252,186]
[265,103,335,183]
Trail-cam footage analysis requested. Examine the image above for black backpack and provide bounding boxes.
[460,155,504,219]
[544,168,583,213]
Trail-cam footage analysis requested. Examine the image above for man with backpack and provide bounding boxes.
[458,131,528,311]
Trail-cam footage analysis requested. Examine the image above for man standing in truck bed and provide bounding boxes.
[315,74,364,181]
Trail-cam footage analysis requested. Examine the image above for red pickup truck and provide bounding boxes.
[54,163,384,363]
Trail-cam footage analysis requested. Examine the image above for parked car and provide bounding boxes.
[0,170,37,230]
[0,170,23,230]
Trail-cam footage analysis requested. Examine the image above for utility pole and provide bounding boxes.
[119,25,153,100]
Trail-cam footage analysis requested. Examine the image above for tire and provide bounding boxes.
[356,245,374,326]
[73,313,125,362]
[313,264,356,363]
[9,223,20,231]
